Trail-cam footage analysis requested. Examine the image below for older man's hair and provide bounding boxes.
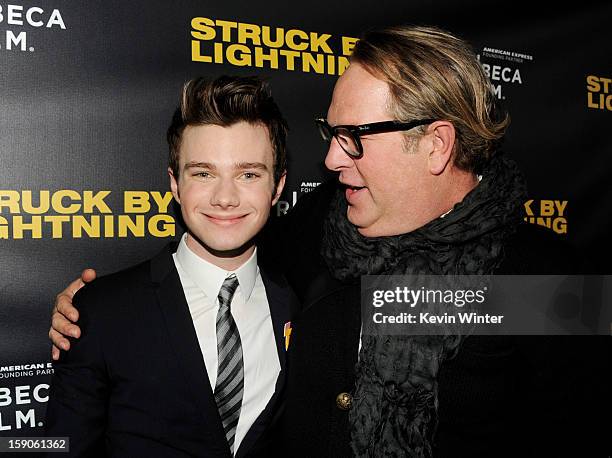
[351,25,508,173]
[167,75,288,185]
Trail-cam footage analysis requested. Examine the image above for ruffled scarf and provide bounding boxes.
[321,153,527,457]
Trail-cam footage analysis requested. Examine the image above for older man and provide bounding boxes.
[277,26,608,457]
[50,26,608,457]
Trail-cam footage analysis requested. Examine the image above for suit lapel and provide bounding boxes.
[235,267,295,458]
[151,244,231,458]
[261,268,292,374]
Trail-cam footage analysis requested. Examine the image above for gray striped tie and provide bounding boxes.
[214,274,243,453]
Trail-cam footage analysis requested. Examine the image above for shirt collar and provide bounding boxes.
[175,233,258,302]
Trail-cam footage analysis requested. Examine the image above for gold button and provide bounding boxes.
[336,392,352,410]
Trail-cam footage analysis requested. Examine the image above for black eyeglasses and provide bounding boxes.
[315,118,436,158]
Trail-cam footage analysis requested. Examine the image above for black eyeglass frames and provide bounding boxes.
[315,118,436,158]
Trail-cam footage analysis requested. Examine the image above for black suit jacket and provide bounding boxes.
[45,243,299,458]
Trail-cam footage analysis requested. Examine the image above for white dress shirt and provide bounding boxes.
[172,233,281,454]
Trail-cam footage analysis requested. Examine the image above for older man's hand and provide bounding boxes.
[49,269,97,360]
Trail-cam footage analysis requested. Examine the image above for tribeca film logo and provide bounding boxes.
[0,362,52,431]
[586,75,611,111]
[524,199,567,235]
[0,3,66,53]
[477,47,532,100]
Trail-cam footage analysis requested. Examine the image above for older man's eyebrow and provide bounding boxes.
[184,161,217,170]
[235,162,268,171]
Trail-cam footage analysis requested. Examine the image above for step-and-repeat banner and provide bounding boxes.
[1,1,610,437]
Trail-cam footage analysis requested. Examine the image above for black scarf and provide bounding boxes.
[321,153,527,457]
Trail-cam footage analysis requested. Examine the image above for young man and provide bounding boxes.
[45,75,299,457]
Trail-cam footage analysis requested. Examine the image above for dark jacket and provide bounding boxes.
[45,243,300,458]
[271,180,610,457]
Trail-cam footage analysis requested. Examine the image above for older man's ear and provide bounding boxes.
[425,121,456,176]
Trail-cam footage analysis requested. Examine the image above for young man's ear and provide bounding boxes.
[168,167,180,204]
[427,121,456,176]
[271,172,287,206]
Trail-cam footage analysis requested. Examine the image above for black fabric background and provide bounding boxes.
[1,0,610,440]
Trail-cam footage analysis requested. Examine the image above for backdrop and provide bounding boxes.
[1,0,610,439]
